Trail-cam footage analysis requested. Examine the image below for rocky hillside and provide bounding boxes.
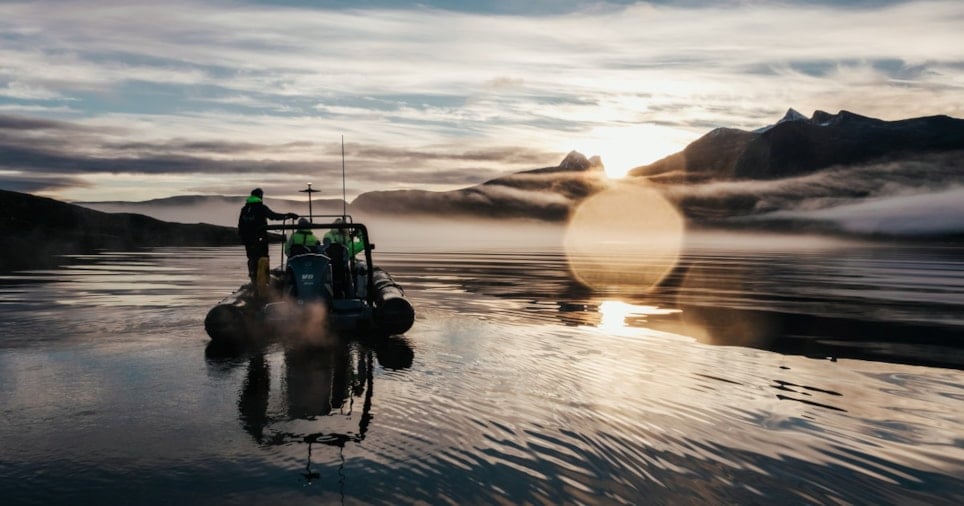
[631,109,964,182]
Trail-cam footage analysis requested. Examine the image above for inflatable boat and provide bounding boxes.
[204,216,414,343]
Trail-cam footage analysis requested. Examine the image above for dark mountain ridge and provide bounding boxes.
[631,109,964,182]
[1,189,239,270]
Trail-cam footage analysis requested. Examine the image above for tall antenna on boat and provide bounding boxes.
[341,135,347,220]
[300,182,319,222]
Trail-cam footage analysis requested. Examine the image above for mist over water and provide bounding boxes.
[0,231,962,504]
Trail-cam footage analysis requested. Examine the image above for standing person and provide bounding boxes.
[238,188,297,283]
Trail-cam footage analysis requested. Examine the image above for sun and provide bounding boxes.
[576,124,693,179]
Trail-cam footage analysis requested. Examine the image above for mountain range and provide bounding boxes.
[352,109,964,238]
[66,108,964,242]
[633,108,964,182]
[632,109,963,238]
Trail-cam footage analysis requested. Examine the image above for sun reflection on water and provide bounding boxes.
[597,299,682,335]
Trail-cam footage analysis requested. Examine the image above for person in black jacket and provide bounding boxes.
[238,188,297,282]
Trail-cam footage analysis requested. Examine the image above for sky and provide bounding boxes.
[1,0,961,202]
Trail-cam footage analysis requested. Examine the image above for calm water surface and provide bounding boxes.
[0,241,962,505]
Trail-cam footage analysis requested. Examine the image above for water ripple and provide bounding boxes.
[0,245,962,504]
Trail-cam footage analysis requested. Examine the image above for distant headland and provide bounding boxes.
[0,189,239,271]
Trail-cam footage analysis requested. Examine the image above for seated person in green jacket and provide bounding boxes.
[322,218,365,257]
[285,218,321,256]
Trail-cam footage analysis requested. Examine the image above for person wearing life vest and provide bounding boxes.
[322,218,366,299]
[285,218,321,256]
[238,188,298,282]
[322,218,365,257]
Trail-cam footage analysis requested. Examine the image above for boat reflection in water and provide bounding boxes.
[205,333,414,485]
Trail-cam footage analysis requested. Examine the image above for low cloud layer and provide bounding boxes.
[660,152,964,236]
[762,186,964,235]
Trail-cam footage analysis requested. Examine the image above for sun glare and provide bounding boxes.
[576,124,692,179]
[563,181,684,291]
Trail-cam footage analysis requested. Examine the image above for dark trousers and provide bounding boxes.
[244,239,269,281]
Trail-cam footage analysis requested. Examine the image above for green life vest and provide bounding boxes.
[286,230,320,255]
[324,229,364,256]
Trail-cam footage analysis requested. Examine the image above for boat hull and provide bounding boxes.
[204,267,414,343]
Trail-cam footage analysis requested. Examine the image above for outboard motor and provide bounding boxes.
[286,253,334,303]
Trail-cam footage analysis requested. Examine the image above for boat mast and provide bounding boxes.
[341,135,347,221]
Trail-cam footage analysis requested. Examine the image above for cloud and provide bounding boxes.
[0,81,65,100]
[760,186,964,235]
[0,113,543,199]
[0,0,962,200]
[657,152,964,234]
[0,115,83,131]
[0,171,91,194]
